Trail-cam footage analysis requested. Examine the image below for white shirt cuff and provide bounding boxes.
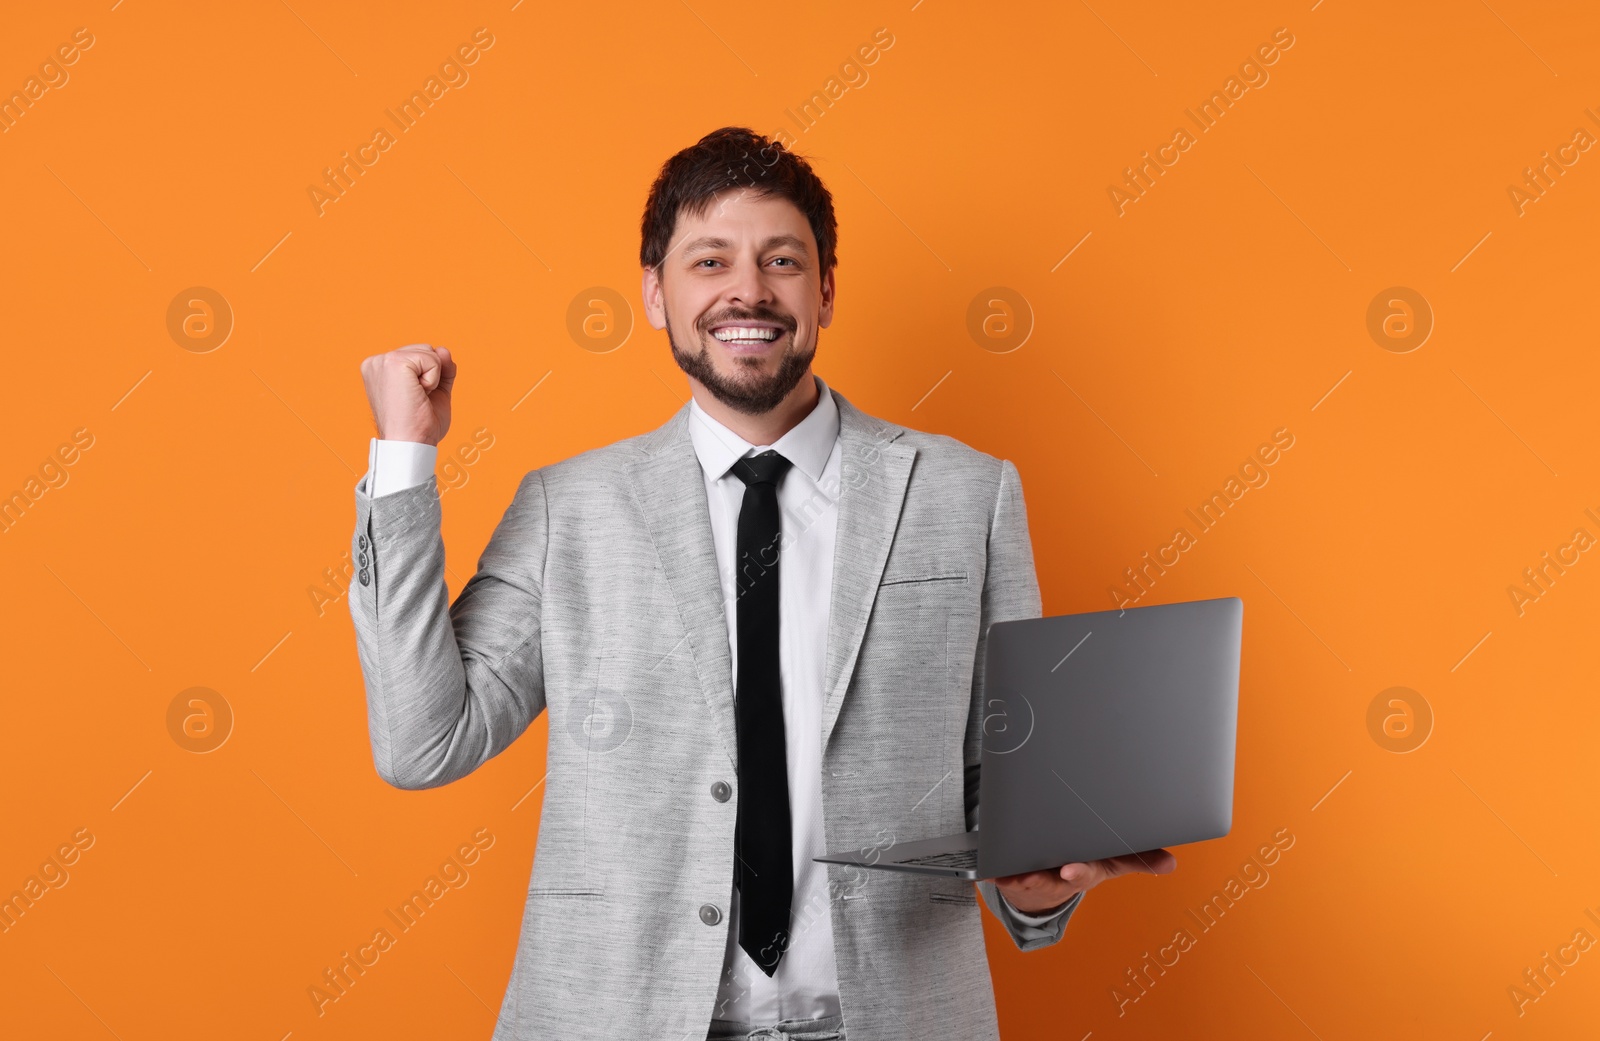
[365,438,438,497]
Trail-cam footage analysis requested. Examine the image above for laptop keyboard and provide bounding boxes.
[898,848,978,869]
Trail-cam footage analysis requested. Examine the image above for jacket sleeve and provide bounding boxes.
[964,458,1085,951]
[349,467,550,790]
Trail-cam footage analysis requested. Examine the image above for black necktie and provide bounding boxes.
[730,449,795,976]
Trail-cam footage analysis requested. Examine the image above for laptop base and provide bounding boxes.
[815,831,980,880]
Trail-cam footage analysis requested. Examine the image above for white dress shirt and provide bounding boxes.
[687,377,845,1022]
[361,374,1069,1025]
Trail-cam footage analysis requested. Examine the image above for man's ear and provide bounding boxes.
[818,266,837,330]
[641,265,667,330]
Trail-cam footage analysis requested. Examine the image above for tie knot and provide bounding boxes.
[731,449,793,488]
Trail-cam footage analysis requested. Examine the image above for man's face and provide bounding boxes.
[642,190,835,415]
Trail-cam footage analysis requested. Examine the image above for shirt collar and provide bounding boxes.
[687,374,840,484]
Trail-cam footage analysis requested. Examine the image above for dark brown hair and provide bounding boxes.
[639,126,838,277]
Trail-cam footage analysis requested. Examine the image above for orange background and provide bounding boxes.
[3,1,1598,1037]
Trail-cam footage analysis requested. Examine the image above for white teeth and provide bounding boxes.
[712,327,780,342]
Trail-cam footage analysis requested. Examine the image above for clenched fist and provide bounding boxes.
[360,344,456,445]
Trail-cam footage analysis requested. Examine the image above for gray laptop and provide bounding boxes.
[814,595,1242,880]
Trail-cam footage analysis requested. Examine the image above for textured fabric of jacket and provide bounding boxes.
[347,388,1082,1039]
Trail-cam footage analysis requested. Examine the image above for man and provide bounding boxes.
[349,126,1175,1040]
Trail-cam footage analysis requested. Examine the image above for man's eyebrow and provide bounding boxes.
[680,236,731,258]
[679,234,812,258]
[762,234,811,255]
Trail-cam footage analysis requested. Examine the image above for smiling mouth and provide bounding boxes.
[708,323,787,348]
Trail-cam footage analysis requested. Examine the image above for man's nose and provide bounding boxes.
[725,259,775,309]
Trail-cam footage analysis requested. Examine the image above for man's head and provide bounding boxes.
[640,127,838,416]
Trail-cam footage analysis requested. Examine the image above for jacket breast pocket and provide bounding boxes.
[870,569,972,686]
[879,569,969,588]
[528,886,606,898]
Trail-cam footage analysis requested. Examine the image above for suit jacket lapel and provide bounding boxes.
[821,391,915,752]
[628,404,740,770]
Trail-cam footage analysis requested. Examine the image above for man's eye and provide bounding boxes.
[770,257,794,267]
[695,259,720,268]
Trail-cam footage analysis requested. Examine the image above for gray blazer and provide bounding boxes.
[348,388,1082,1039]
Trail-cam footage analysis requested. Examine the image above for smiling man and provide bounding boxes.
[350,126,1173,1041]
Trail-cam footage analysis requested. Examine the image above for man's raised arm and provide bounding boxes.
[349,344,548,790]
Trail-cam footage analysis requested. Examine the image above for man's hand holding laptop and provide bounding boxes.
[993,847,1178,914]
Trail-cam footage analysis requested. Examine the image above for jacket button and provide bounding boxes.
[699,903,721,926]
[710,780,731,802]
[358,534,368,549]
[358,552,368,567]
[358,570,370,586]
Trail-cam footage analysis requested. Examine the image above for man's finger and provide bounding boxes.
[1056,848,1177,887]
[411,348,444,391]
[435,347,457,392]
[1057,862,1099,887]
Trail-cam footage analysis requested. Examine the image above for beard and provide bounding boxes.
[666,302,816,416]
